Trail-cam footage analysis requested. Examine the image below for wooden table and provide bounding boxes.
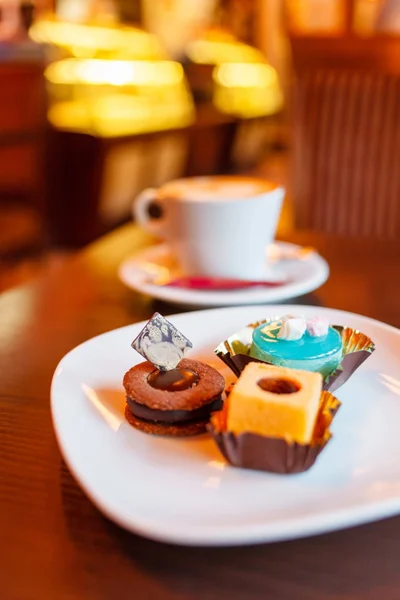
[2,224,400,600]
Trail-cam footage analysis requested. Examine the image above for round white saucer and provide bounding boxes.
[118,242,329,306]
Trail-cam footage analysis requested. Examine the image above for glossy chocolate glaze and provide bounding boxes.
[147,368,199,391]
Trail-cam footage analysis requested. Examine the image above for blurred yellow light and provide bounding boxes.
[214,63,278,89]
[71,45,96,58]
[45,59,184,87]
[212,63,283,118]
[187,39,265,65]
[45,59,194,137]
[30,20,164,59]
[47,95,194,137]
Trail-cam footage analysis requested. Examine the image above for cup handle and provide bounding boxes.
[133,188,166,237]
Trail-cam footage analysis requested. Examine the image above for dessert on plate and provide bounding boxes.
[250,315,342,377]
[215,313,375,393]
[226,362,322,444]
[208,361,340,474]
[123,312,225,436]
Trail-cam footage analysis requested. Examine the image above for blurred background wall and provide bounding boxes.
[0,0,399,289]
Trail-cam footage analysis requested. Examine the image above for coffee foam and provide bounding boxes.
[161,176,278,202]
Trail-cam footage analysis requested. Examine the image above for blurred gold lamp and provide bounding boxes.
[28,15,196,244]
[186,29,283,118]
[30,19,195,136]
[44,57,194,136]
[213,61,283,119]
[29,19,164,60]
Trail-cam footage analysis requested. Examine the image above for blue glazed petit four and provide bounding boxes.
[250,315,342,377]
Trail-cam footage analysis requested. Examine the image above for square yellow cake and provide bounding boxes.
[227,363,323,444]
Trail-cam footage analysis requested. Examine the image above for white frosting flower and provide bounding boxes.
[277,315,306,341]
[286,313,305,321]
[306,316,329,337]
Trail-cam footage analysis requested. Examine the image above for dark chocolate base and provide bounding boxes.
[125,406,210,437]
[126,395,223,425]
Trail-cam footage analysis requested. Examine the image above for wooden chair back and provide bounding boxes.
[288,2,400,238]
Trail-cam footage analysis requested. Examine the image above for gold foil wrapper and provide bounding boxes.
[207,390,341,474]
[215,320,375,393]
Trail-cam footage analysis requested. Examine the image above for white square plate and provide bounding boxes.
[51,305,400,546]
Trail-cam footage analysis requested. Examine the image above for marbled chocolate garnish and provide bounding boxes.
[131,312,192,371]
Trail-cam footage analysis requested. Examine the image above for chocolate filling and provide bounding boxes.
[126,395,223,425]
[257,378,300,394]
[147,368,200,391]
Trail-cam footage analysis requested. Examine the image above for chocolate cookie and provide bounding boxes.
[123,358,225,436]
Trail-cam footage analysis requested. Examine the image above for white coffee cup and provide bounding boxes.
[133,175,284,279]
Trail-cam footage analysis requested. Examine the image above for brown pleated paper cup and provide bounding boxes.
[207,391,341,474]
